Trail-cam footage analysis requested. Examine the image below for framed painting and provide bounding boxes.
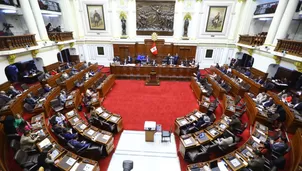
[86,5,105,30]
[206,6,227,32]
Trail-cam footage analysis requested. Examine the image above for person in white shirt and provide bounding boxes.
[216,136,234,150]
[54,112,66,126]
[254,92,266,104]
[62,72,69,80]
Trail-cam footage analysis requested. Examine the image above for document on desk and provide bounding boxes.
[189,115,197,121]
[80,124,87,130]
[67,110,75,117]
[180,119,188,125]
[87,129,95,136]
[109,116,118,122]
[252,136,260,144]
[195,112,204,118]
[39,138,51,148]
[50,149,59,159]
[230,158,241,167]
[96,107,103,113]
[103,134,110,140]
[184,138,192,145]
[73,117,79,123]
[209,128,217,135]
[66,157,76,166]
[218,161,228,171]
[83,164,94,171]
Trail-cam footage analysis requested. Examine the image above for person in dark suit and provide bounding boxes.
[24,94,37,108]
[174,53,179,65]
[0,91,11,104]
[61,128,77,140]
[247,153,265,171]
[262,97,274,108]
[44,84,52,93]
[293,102,302,111]
[68,138,91,151]
[229,115,241,132]
[244,69,251,77]
[270,137,288,154]
[52,121,68,135]
[127,56,132,64]
[7,86,21,98]
[255,76,264,84]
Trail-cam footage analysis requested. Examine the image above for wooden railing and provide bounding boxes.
[238,35,266,46]
[275,39,302,57]
[48,32,73,42]
[0,34,37,51]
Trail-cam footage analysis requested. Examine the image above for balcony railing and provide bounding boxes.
[0,34,37,51]
[48,32,73,42]
[238,35,266,46]
[275,39,302,57]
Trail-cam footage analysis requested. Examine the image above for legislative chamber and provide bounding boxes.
[0,0,301,171]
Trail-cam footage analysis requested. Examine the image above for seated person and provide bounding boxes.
[89,106,98,118]
[255,76,264,84]
[24,94,37,108]
[3,115,17,135]
[215,63,220,68]
[7,86,21,98]
[52,121,68,135]
[37,151,58,170]
[66,62,72,69]
[209,72,217,79]
[61,128,77,140]
[226,67,232,74]
[44,72,51,79]
[270,137,288,153]
[228,115,242,132]
[68,138,91,151]
[16,120,32,136]
[281,93,292,104]
[59,91,67,105]
[262,97,274,108]
[174,53,179,65]
[267,104,278,113]
[70,67,78,75]
[196,71,201,81]
[253,92,267,104]
[54,112,66,127]
[14,113,25,128]
[293,101,302,112]
[263,80,275,90]
[83,61,88,68]
[254,142,268,156]
[190,59,195,66]
[247,152,265,171]
[88,62,92,66]
[44,84,52,93]
[126,56,132,64]
[220,66,227,74]
[61,72,69,80]
[88,70,95,77]
[0,91,11,104]
[85,89,94,99]
[215,136,234,150]
[20,130,39,151]
[244,69,251,77]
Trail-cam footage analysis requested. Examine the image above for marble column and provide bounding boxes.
[237,0,257,35]
[273,0,299,45]
[29,0,49,41]
[72,0,84,39]
[59,0,74,32]
[19,0,41,41]
[264,0,288,46]
[228,1,243,41]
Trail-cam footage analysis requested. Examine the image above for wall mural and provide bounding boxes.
[136,1,175,36]
[206,6,227,32]
[87,5,106,30]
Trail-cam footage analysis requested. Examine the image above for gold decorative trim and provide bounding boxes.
[7,54,16,64]
[58,44,64,51]
[247,48,253,56]
[294,62,302,72]
[70,42,75,48]
[237,46,242,52]
[31,50,39,58]
[273,55,281,64]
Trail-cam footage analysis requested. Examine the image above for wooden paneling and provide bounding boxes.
[250,67,268,80]
[113,39,196,64]
[43,62,61,72]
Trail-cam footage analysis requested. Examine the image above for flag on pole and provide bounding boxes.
[150,42,158,55]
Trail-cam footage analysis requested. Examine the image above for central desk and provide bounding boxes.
[110,64,197,80]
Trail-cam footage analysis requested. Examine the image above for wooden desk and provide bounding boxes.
[79,72,103,93]
[206,75,226,99]
[110,64,197,80]
[97,74,116,98]
[232,69,265,95]
[56,153,79,171]
[224,152,246,171]
[210,67,246,97]
[190,77,202,100]
[107,114,123,133]
[179,134,199,158]
[222,94,235,116]
[244,93,258,125]
[193,130,211,144]
[65,90,81,111]
[174,117,190,135]
[205,125,221,139]
[43,87,61,117]
[45,73,62,87]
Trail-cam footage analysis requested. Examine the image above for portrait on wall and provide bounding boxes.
[205,6,227,32]
[86,5,105,30]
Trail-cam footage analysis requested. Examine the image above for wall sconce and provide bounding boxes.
[282,50,287,56]
[25,45,30,50]
[43,41,47,46]
[265,46,270,51]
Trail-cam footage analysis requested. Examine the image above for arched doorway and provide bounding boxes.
[57,48,80,63]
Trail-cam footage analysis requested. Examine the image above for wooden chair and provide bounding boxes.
[161,126,172,142]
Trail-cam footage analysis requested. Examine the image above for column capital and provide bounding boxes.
[247,48,253,56]
[273,55,281,64]
[31,50,39,58]
[237,46,242,52]
[7,54,16,64]
[58,44,65,51]
[70,42,75,48]
[294,62,302,72]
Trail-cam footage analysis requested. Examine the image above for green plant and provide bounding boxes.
[120,11,127,19]
[184,12,192,20]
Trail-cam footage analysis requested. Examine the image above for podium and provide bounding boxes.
[144,121,156,142]
[145,70,160,86]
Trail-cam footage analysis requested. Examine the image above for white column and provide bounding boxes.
[59,0,74,32]
[273,0,299,45]
[72,0,84,38]
[264,0,288,45]
[29,0,49,41]
[111,0,119,38]
[228,1,243,41]
[19,0,41,41]
[237,0,257,35]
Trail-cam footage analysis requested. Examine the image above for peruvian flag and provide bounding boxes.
[150,42,158,55]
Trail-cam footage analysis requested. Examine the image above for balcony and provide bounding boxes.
[275,39,302,57]
[48,32,73,42]
[238,34,267,47]
[0,34,37,51]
